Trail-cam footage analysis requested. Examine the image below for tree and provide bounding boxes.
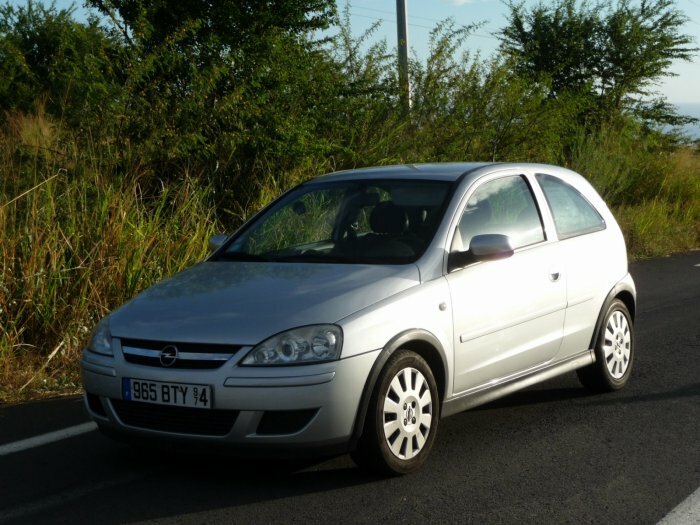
[0,2,120,129]
[499,0,698,125]
[81,0,338,168]
[87,0,336,51]
[85,0,337,98]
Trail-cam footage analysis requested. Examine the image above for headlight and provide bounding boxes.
[87,318,113,356]
[241,325,343,365]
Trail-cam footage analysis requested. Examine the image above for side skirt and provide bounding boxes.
[441,350,594,417]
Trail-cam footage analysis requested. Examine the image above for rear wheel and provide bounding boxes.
[578,299,634,392]
[352,350,439,475]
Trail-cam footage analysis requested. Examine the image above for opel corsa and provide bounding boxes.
[82,163,636,474]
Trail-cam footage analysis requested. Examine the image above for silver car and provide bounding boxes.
[82,163,636,474]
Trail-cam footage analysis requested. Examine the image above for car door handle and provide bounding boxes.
[549,271,561,282]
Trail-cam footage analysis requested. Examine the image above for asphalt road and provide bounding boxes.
[1,251,698,524]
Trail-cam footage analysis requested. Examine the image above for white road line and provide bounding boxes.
[658,486,700,525]
[0,422,97,457]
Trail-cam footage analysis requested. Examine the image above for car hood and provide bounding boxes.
[109,261,420,344]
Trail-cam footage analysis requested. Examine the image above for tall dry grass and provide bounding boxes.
[570,125,700,257]
[0,112,219,401]
[614,148,700,257]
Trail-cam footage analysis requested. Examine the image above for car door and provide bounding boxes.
[446,173,567,394]
[534,172,624,357]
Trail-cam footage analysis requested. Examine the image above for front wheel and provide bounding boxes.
[351,350,439,475]
[577,299,634,392]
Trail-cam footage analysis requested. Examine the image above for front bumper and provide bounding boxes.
[81,343,379,451]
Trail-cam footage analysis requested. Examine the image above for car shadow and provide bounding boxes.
[82,380,594,523]
[472,379,699,412]
[472,386,590,411]
[68,445,390,524]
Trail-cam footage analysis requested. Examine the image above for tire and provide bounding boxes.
[577,299,634,393]
[351,350,440,475]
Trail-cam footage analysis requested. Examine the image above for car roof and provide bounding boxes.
[308,163,494,183]
[307,162,580,185]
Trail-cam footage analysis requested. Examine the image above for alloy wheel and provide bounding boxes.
[603,309,632,379]
[382,367,433,460]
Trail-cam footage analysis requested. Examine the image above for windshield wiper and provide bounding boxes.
[214,251,270,262]
[269,253,353,263]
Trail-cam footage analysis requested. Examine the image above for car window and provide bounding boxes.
[452,175,545,252]
[244,187,346,255]
[536,174,605,239]
[220,180,453,264]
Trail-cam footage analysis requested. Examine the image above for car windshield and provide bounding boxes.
[216,179,453,264]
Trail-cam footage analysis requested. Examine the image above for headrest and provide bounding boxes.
[370,201,408,234]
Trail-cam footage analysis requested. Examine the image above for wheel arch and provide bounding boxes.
[616,289,636,321]
[350,329,448,447]
[589,279,637,350]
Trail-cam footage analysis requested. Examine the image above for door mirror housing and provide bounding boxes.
[208,234,228,252]
[469,234,514,260]
[448,234,514,272]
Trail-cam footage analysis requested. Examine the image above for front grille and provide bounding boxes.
[123,353,224,369]
[111,399,238,436]
[120,338,244,370]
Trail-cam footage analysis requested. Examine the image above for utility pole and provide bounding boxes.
[396,0,411,113]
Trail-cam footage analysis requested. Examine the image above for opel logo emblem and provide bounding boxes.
[159,345,179,367]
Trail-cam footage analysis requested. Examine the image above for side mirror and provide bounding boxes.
[469,234,514,260]
[208,234,228,252]
[447,234,514,272]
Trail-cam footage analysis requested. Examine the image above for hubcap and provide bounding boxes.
[603,310,631,379]
[382,367,433,460]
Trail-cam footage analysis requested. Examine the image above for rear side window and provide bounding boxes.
[536,174,605,239]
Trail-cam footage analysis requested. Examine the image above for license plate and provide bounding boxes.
[122,378,212,409]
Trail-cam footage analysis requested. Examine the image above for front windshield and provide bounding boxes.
[216,179,453,264]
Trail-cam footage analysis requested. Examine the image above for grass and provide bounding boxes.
[615,148,700,257]
[569,127,700,257]
[0,112,220,402]
[0,112,698,404]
